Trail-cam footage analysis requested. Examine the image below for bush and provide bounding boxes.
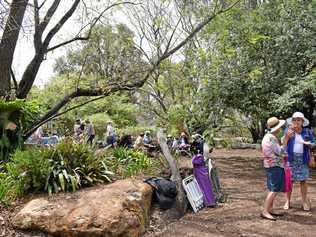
[0,149,49,204]
[41,139,114,194]
[0,173,14,204]
[5,149,50,197]
[0,139,114,203]
[104,147,153,178]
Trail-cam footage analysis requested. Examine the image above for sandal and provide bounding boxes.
[270,212,284,217]
[283,202,290,210]
[302,201,311,211]
[260,213,276,221]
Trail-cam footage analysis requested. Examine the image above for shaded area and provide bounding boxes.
[145,149,316,237]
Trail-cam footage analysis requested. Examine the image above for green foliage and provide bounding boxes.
[273,73,316,117]
[0,100,42,162]
[0,140,113,203]
[42,140,113,194]
[103,147,152,178]
[161,0,316,141]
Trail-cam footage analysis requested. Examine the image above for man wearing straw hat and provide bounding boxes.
[261,116,286,221]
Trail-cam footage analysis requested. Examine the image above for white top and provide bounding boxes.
[106,124,114,136]
[293,133,304,154]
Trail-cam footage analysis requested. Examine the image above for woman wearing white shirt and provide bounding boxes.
[283,112,315,211]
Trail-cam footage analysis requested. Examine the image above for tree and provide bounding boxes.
[0,0,29,98]
[184,0,315,141]
[24,0,241,138]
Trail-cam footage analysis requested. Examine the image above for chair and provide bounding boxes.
[182,175,204,213]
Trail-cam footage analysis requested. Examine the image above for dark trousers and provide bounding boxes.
[87,135,95,145]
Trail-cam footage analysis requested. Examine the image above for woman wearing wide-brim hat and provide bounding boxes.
[283,112,315,211]
[261,117,286,221]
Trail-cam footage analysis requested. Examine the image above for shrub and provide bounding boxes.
[6,149,49,196]
[41,139,113,194]
[0,139,114,202]
[104,147,153,178]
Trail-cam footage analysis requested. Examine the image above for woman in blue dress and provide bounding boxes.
[283,112,315,211]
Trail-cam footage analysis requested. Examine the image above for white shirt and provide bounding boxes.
[106,124,114,136]
[293,133,304,154]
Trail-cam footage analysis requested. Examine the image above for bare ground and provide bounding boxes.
[144,149,316,237]
[2,149,316,237]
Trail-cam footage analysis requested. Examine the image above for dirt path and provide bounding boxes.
[145,149,316,237]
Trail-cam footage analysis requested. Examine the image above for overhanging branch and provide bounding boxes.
[25,0,241,138]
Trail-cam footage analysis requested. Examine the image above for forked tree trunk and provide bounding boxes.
[0,0,29,98]
[157,129,188,218]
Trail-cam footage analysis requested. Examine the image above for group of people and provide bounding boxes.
[261,112,315,221]
[74,120,118,147]
[133,131,158,152]
[166,132,205,155]
[73,119,96,145]
[26,126,60,146]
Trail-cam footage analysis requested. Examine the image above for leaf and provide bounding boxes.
[62,169,69,182]
[48,185,52,196]
[53,181,59,193]
[69,175,77,192]
[58,173,65,191]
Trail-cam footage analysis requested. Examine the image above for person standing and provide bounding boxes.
[283,112,315,211]
[261,117,286,221]
[85,119,95,146]
[106,121,116,147]
[74,119,83,142]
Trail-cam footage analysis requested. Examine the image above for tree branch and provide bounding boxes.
[46,1,138,52]
[47,36,88,52]
[10,67,18,90]
[42,0,80,48]
[25,0,241,138]
[158,0,241,63]
[38,0,61,34]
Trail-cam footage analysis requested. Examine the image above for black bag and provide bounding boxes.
[145,177,177,210]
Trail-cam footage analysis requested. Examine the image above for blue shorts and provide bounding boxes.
[266,166,285,192]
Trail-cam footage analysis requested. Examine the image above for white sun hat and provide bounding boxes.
[286,112,309,127]
[267,117,286,133]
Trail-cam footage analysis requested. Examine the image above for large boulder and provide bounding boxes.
[12,179,152,237]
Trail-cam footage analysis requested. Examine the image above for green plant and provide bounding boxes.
[6,149,50,195]
[104,147,152,178]
[0,140,114,201]
[0,99,42,162]
[43,139,113,194]
[0,149,49,204]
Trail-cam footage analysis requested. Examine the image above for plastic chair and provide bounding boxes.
[182,175,204,213]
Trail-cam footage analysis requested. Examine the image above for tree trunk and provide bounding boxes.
[17,52,45,98]
[249,123,260,143]
[303,93,315,127]
[157,129,188,218]
[0,0,28,98]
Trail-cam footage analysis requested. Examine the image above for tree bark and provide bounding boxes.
[0,0,28,98]
[249,123,260,143]
[17,0,81,99]
[157,129,188,218]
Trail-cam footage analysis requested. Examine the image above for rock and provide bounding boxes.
[12,179,153,237]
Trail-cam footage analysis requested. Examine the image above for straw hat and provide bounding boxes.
[267,117,285,133]
[286,112,309,127]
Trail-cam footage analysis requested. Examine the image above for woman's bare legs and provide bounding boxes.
[284,191,291,210]
[300,181,310,210]
[262,192,277,218]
